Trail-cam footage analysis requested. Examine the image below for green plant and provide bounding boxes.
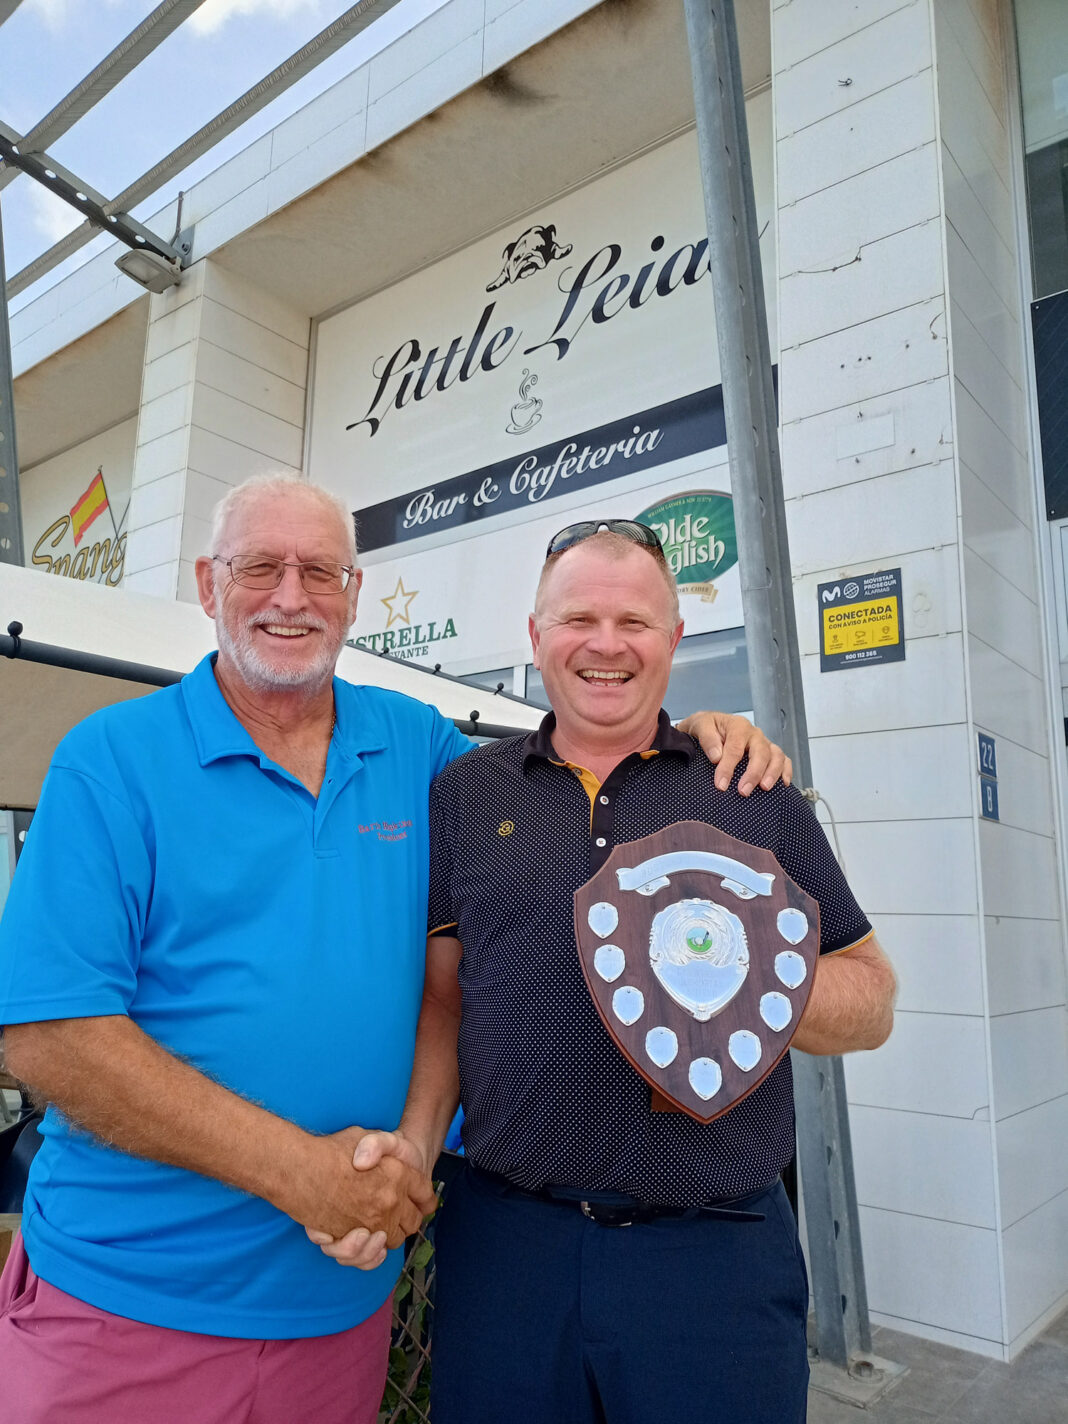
[378,1224,438,1423]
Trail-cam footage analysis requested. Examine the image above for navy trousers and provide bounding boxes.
[430,1165,810,1424]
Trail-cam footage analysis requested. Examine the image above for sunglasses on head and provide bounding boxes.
[544,519,664,559]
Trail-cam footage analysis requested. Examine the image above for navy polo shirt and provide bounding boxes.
[428,712,872,1208]
[0,653,470,1337]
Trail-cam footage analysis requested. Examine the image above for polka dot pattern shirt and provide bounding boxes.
[428,712,872,1208]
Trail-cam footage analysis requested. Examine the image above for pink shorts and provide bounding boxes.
[0,1233,393,1424]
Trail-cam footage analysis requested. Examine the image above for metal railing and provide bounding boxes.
[379,1232,435,1424]
[377,1154,462,1424]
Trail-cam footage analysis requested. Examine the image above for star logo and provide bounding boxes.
[381,577,418,628]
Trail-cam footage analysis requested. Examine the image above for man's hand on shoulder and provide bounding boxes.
[676,711,792,795]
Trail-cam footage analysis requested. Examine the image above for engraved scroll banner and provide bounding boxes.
[574,822,821,1124]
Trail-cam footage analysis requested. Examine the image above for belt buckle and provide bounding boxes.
[580,1200,634,1227]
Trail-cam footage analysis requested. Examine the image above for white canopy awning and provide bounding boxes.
[0,563,542,809]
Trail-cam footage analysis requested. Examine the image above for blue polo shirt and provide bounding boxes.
[0,654,470,1338]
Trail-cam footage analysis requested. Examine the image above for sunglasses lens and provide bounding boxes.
[545,520,663,557]
[546,522,595,555]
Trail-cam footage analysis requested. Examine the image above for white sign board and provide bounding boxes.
[308,100,775,673]
[21,419,136,588]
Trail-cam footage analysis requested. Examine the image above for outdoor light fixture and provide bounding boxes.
[114,246,183,294]
[0,120,191,298]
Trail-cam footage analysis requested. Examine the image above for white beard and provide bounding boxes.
[214,603,344,695]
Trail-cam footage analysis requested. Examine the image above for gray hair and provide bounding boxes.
[210,473,358,566]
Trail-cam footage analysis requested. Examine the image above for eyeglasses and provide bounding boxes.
[213,555,355,594]
[544,519,664,558]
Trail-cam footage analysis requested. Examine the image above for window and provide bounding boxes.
[0,813,14,920]
[663,628,751,722]
[1017,0,1068,298]
[1016,2,1068,519]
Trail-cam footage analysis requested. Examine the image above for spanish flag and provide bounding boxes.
[69,470,109,546]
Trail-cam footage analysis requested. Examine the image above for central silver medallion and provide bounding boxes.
[647,897,749,1023]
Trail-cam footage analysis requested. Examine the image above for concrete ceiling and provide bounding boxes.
[14,298,148,470]
[212,0,771,318]
[12,0,770,468]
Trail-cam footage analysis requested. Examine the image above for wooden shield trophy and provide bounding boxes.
[574,821,820,1123]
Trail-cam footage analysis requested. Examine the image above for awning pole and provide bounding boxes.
[0,622,526,740]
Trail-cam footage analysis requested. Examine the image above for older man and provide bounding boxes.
[336,521,896,1424]
[0,481,783,1423]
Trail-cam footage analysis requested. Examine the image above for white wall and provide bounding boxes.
[936,0,1068,1352]
[306,115,775,675]
[773,0,1068,1360]
[771,0,994,1351]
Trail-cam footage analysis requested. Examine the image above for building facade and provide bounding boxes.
[7,0,1068,1361]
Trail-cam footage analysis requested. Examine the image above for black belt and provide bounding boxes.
[469,1165,768,1227]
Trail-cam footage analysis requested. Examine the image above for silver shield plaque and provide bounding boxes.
[574,820,822,1124]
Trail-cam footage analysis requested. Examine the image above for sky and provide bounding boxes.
[0,0,447,311]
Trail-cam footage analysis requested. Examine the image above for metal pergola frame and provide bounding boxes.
[0,0,212,198]
[0,0,406,564]
[0,120,187,266]
[1,0,407,297]
[0,619,531,743]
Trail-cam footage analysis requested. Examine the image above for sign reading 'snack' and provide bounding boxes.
[31,467,127,587]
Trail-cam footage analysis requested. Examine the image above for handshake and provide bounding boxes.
[287,1125,436,1273]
